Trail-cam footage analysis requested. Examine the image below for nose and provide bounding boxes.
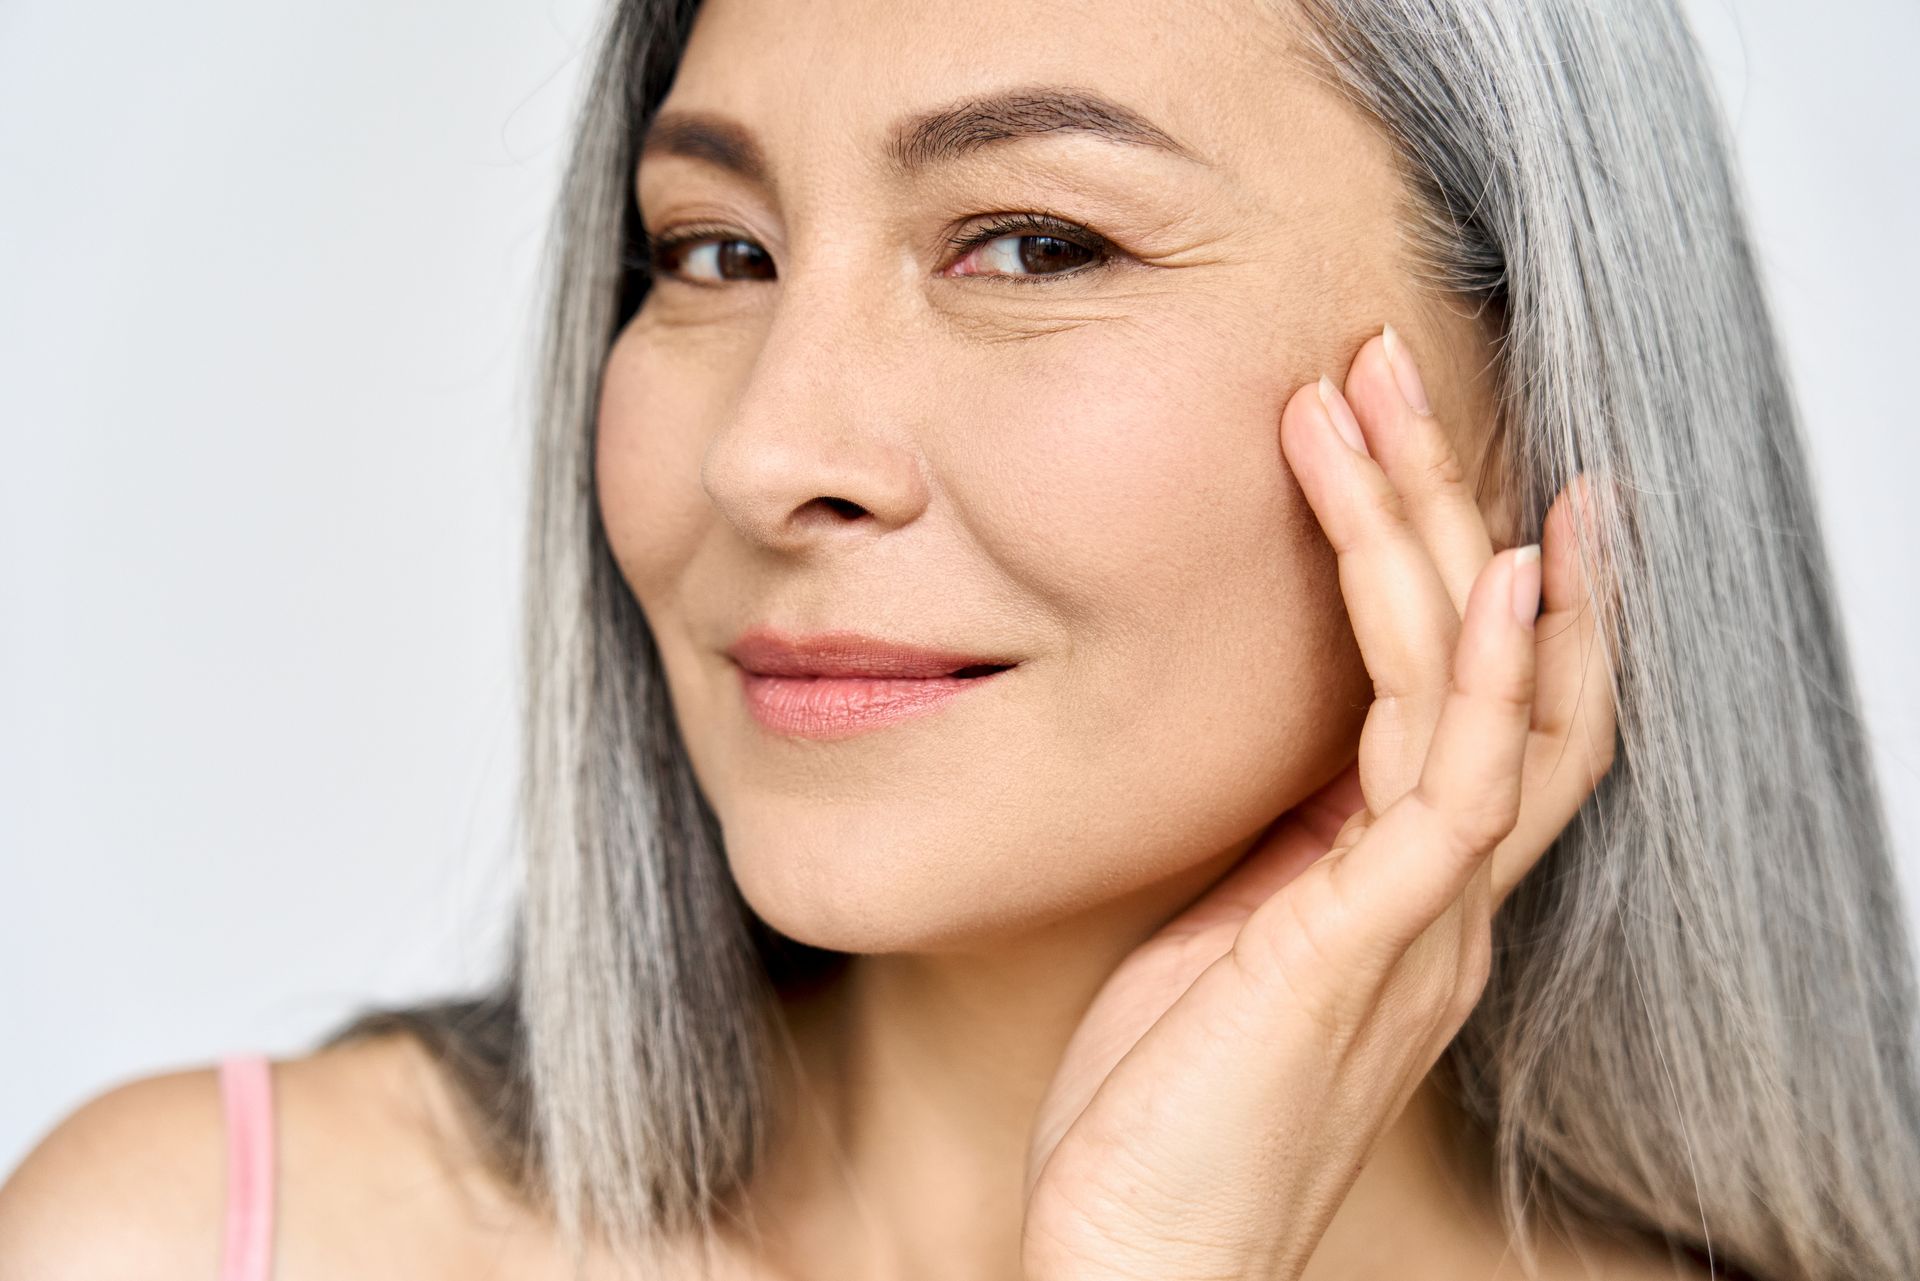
[700,279,932,555]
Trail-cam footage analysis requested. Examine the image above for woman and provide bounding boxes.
[4,0,1915,1277]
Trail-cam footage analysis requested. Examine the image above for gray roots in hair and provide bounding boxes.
[319,1,1920,1278]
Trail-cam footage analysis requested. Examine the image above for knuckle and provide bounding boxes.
[1467,792,1522,852]
[1498,667,1539,714]
[1459,657,1536,720]
[1415,779,1519,864]
[1453,671,1532,727]
[1367,691,1441,740]
[1232,877,1365,1039]
[1365,469,1415,530]
[1232,885,1331,986]
[1413,431,1470,493]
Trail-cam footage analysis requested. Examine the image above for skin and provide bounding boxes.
[590,0,1684,1278]
[0,0,1710,1278]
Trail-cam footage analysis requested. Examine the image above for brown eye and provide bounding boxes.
[649,234,776,284]
[949,231,1103,279]
[943,213,1115,283]
[638,211,1117,287]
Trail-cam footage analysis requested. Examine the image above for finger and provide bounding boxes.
[1151,760,1367,945]
[1490,475,1622,903]
[1341,326,1496,616]
[1532,474,1621,739]
[1376,868,1490,1058]
[1279,373,1460,716]
[1324,543,1540,953]
[1290,758,1367,847]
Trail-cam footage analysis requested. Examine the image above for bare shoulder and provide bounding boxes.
[0,1058,228,1279]
[0,1033,495,1281]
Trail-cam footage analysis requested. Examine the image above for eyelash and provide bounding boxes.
[942,213,1117,284]
[634,211,1118,287]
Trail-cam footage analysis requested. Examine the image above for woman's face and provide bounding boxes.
[596,0,1502,952]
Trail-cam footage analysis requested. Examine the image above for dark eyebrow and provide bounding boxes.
[882,85,1208,174]
[637,84,1208,194]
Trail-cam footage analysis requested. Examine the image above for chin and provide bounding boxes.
[686,655,1373,958]
[719,809,1035,954]
[712,788,1241,957]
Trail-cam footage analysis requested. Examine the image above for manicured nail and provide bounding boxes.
[1511,544,1541,626]
[1316,375,1370,456]
[1381,323,1432,416]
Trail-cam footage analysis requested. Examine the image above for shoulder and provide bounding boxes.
[0,1033,485,1281]
[0,1060,228,1279]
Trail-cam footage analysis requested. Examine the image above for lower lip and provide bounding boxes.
[735,665,1013,740]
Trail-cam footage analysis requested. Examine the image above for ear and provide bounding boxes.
[1477,455,1523,552]
[1413,294,1518,549]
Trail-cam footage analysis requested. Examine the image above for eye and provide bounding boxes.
[631,211,1118,287]
[640,224,776,285]
[943,213,1115,284]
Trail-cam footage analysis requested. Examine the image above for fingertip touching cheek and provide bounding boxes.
[591,0,1487,953]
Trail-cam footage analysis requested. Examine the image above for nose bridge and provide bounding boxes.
[699,249,930,553]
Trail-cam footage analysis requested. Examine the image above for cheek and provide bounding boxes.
[781,312,1371,934]
[593,320,715,612]
[940,313,1369,771]
[587,303,1373,952]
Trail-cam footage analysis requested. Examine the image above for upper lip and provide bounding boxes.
[725,627,1020,679]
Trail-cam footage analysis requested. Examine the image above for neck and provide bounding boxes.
[729,842,1508,1281]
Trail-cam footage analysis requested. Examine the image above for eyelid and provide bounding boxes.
[632,221,770,287]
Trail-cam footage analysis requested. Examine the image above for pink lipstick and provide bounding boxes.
[725,628,1018,740]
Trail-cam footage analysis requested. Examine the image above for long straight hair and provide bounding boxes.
[320,1,1920,1278]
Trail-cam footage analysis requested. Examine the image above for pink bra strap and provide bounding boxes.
[217,1054,276,1281]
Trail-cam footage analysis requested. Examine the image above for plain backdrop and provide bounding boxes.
[3,0,1917,1176]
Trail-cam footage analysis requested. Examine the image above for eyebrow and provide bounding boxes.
[637,84,1209,194]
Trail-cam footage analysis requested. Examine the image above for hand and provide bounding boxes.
[1019,325,1619,1281]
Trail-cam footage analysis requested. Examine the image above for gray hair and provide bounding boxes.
[319,1,1920,1277]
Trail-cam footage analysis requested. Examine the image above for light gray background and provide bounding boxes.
[4,0,1916,1176]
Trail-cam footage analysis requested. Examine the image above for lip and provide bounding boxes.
[725,627,1020,740]
[725,627,1019,679]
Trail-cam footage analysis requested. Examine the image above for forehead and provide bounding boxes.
[647,0,1348,193]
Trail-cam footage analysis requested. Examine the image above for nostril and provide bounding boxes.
[816,496,867,519]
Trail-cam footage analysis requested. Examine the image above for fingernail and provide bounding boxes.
[1316,375,1370,456]
[1511,544,1541,626]
[1381,323,1432,416]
